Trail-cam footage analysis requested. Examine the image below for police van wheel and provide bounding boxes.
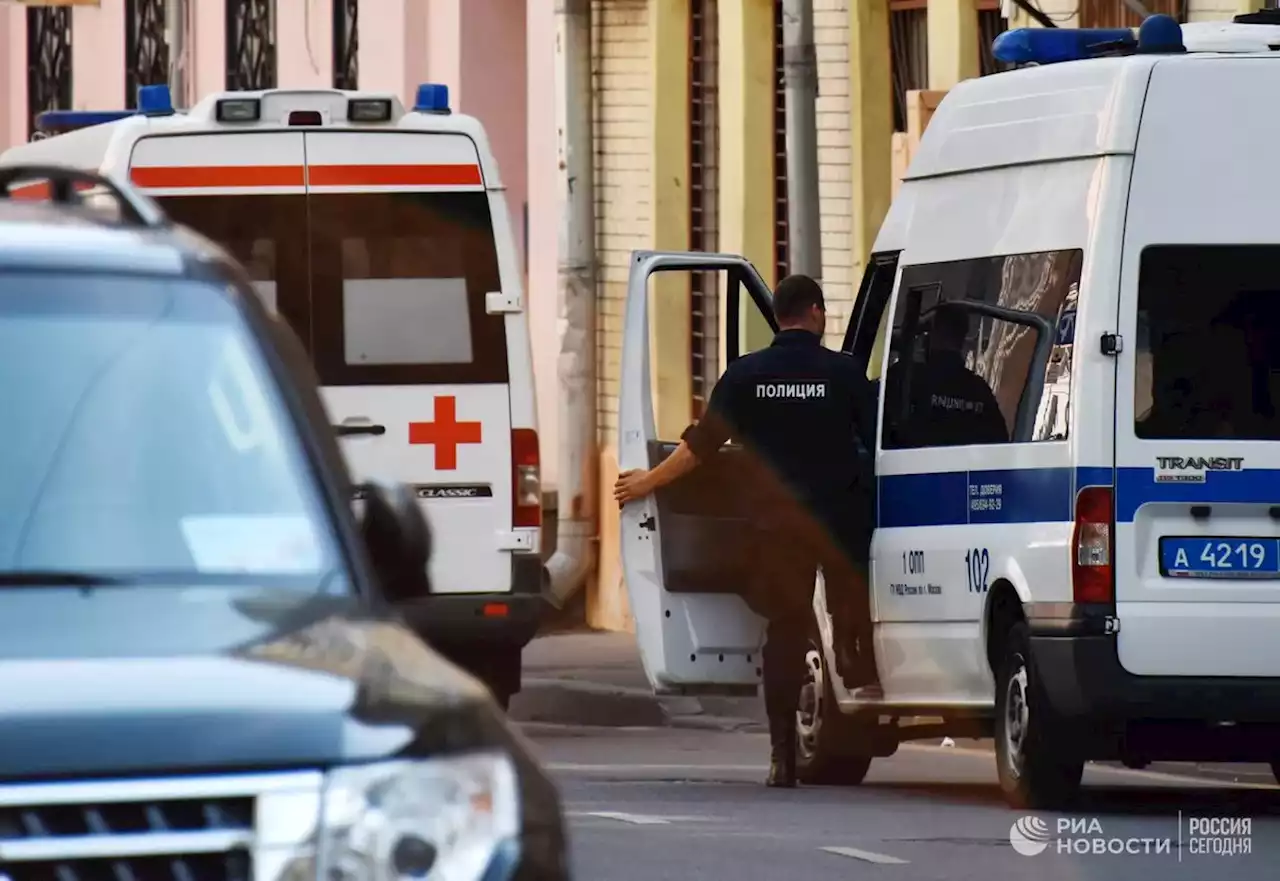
[796,639,873,786]
[995,623,1083,810]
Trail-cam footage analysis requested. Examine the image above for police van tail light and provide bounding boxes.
[512,429,542,529]
[1072,486,1114,604]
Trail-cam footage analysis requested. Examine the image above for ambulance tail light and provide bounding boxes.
[348,99,393,122]
[216,98,261,122]
[511,429,542,529]
[1072,486,1114,604]
[287,110,324,126]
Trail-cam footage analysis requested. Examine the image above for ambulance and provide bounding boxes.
[620,10,1280,807]
[1,84,546,707]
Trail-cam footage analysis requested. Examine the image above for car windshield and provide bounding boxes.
[0,271,344,588]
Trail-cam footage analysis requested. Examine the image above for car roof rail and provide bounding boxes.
[0,164,167,229]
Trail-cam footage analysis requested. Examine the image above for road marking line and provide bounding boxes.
[901,744,1279,790]
[821,846,909,865]
[546,763,765,772]
[574,811,682,825]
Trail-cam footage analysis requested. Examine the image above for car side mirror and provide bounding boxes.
[355,480,432,601]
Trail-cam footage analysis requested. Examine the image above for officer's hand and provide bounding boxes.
[613,469,653,506]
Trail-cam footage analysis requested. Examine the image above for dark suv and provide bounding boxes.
[0,167,568,881]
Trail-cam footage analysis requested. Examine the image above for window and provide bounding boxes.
[772,0,789,284]
[1078,0,1180,28]
[1136,246,1280,441]
[158,191,509,386]
[308,191,509,386]
[977,1,1007,77]
[889,0,928,134]
[882,249,1082,449]
[690,0,720,419]
[0,273,340,583]
[157,194,309,341]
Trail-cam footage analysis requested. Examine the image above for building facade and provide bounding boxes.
[584,0,1258,632]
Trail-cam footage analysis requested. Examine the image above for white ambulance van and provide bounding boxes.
[620,10,1280,807]
[1,84,546,707]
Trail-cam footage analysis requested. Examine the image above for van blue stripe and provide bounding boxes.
[878,465,1280,528]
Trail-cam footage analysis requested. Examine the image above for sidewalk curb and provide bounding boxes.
[508,678,765,731]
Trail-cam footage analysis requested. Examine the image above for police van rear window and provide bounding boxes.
[1136,246,1280,441]
[155,191,509,386]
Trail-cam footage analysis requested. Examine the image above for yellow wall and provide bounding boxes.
[588,0,654,632]
[720,0,776,353]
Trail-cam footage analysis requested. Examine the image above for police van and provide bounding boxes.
[619,10,1280,807]
[0,84,545,707]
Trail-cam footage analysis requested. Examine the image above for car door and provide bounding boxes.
[619,251,777,695]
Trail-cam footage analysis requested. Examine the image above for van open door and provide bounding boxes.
[619,251,777,696]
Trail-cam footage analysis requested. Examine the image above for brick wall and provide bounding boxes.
[815,0,855,348]
[592,0,652,448]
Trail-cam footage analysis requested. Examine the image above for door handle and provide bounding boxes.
[335,422,386,437]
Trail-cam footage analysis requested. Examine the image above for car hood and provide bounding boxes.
[0,587,515,779]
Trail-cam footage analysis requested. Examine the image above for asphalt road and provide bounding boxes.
[522,724,1280,881]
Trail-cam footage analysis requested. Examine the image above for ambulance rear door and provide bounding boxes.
[302,130,515,596]
[129,131,309,317]
[619,252,777,695]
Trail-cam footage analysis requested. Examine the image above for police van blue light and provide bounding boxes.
[991,13,1185,65]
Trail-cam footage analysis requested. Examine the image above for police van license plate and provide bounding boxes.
[1160,537,1280,579]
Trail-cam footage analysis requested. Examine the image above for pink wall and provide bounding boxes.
[72,0,125,109]
[0,5,26,146]
[526,0,560,481]
[277,0,333,89]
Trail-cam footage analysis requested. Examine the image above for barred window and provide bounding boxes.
[689,0,720,419]
[890,0,928,133]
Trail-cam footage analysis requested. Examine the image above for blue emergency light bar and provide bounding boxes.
[32,84,176,135]
[991,13,1185,65]
[413,83,451,114]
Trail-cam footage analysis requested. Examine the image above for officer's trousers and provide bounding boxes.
[746,517,872,748]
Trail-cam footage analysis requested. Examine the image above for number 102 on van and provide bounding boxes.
[1160,537,1280,578]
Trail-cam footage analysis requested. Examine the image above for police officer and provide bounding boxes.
[889,305,1007,447]
[613,274,876,788]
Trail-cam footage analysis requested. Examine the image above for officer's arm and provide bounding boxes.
[641,371,738,494]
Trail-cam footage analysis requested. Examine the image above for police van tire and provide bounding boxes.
[994,622,1084,810]
[795,637,874,786]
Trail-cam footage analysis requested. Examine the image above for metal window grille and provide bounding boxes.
[333,0,358,90]
[26,6,72,138]
[226,0,276,91]
[889,0,928,133]
[690,0,720,419]
[1078,0,1181,27]
[773,0,789,287]
[977,3,1007,76]
[125,0,169,109]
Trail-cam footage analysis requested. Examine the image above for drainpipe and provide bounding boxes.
[166,0,188,105]
[781,0,822,278]
[545,0,598,609]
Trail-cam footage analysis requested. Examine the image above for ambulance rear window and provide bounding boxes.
[155,191,508,386]
[1136,245,1280,440]
[308,191,508,386]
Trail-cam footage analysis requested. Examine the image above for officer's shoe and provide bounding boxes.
[766,729,797,788]
[766,750,797,788]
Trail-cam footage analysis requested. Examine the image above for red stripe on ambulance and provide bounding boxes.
[308,164,482,187]
[130,165,306,188]
[126,164,482,190]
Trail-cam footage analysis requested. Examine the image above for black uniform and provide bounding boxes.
[886,350,1008,447]
[681,329,877,752]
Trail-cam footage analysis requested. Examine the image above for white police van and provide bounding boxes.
[1,84,546,708]
[619,10,1280,807]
